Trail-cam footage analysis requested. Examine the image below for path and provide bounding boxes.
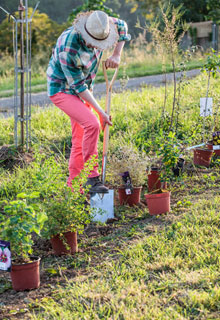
[0,69,201,113]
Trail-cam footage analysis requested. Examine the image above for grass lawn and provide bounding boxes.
[0,73,220,319]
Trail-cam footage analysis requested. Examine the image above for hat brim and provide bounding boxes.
[74,12,119,50]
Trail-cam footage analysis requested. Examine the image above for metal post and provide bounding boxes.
[0,1,39,149]
[18,0,25,146]
[25,0,29,149]
[212,23,218,52]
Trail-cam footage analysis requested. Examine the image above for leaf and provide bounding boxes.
[29,192,40,199]
[46,268,58,275]
[17,193,27,199]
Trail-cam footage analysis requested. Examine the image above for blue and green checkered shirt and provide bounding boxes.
[47,18,131,97]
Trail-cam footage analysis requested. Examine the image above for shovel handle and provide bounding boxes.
[101,61,119,183]
[102,61,119,93]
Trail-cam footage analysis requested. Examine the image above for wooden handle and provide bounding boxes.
[102,61,119,92]
[101,61,119,183]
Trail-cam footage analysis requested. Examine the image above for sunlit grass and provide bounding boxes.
[31,195,220,320]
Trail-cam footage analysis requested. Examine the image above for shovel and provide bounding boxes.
[90,61,119,223]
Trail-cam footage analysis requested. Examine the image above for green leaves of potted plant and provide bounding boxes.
[42,159,95,255]
[193,50,220,167]
[0,192,47,291]
[145,132,181,215]
[107,143,149,206]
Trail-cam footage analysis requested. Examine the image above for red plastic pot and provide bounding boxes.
[10,257,40,291]
[118,187,142,207]
[193,148,213,167]
[206,141,220,156]
[206,141,213,150]
[145,191,170,215]
[51,231,78,255]
[147,168,161,192]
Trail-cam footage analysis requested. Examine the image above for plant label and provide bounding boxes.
[120,171,133,195]
[0,240,11,272]
[200,98,213,117]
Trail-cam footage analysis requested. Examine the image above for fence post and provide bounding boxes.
[18,0,25,146]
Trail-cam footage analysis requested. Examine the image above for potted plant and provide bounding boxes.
[0,192,47,291]
[193,51,220,166]
[42,160,95,255]
[107,143,149,207]
[145,132,181,215]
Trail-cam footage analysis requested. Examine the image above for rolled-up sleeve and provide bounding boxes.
[112,18,131,42]
[59,50,87,94]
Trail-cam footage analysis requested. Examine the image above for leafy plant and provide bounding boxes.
[107,141,149,187]
[156,132,182,184]
[41,157,96,240]
[0,192,47,263]
[147,3,188,131]
[201,50,220,141]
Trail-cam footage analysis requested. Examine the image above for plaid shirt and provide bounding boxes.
[47,18,131,97]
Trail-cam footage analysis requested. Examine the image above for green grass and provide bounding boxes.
[1,72,220,319]
[30,190,220,320]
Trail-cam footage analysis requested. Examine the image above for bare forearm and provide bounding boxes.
[113,41,125,57]
[105,41,125,69]
[78,89,104,115]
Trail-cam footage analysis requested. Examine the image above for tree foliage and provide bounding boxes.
[0,8,67,56]
[68,0,119,22]
[0,0,82,24]
[129,0,220,23]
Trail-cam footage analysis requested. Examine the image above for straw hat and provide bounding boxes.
[74,11,119,50]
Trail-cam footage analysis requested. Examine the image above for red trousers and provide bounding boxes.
[50,92,100,187]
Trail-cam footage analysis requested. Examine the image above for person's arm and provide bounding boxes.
[105,18,131,69]
[78,89,112,130]
[105,41,125,69]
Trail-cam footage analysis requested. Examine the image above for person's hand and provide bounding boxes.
[105,54,120,69]
[98,111,112,130]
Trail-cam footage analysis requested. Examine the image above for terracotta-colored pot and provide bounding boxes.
[147,168,167,192]
[193,148,213,167]
[147,168,161,192]
[10,257,40,291]
[145,191,170,215]
[51,231,78,255]
[214,149,220,156]
[118,187,142,207]
[206,141,213,150]
[206,141,220,156]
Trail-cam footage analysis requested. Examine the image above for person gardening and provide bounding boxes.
[47,10,131,193]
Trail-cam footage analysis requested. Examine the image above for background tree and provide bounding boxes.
[68,0,118,22]
[129,0,220,23]
[0,0,82,24]
[207,0,220,23]
[0,8,67,56]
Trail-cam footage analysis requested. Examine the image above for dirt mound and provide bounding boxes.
[0,145,33,170]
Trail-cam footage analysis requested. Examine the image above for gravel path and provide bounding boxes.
[0,69,200,113]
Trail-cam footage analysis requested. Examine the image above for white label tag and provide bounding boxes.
[200,98,213,117]
[125,189,132,195]
[0,240,11,272]
[213,145,220,150]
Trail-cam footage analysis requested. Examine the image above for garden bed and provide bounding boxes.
[1,165,220,319]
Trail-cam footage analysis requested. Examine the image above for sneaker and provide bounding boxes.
[85,176,109,194]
